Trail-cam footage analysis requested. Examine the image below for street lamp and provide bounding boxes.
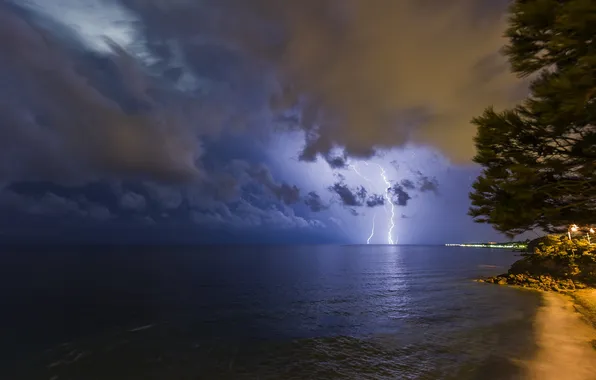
[588,228,595,245]
[568,224,579,240]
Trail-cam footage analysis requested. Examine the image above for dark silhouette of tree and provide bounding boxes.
[469,0,596,237]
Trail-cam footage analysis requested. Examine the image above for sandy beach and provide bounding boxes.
[526,290,596,380]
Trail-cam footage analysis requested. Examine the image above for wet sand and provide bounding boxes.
[526,291,596,380]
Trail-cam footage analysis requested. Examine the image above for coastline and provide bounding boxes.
[570,290,596,345]
[475,235,596,379]
[525,290,596,380]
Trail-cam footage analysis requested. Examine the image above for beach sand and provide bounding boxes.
[525,290,596,380]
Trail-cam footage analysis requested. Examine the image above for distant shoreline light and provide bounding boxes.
[444,243,527,249]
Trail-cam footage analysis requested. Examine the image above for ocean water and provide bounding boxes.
[0,245,542,379]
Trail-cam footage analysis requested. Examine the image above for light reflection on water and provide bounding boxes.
[0,245,540,379]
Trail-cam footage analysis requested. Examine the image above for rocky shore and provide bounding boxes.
[479,273,588,291]
[478,235,596,292]
[478,235,596,368]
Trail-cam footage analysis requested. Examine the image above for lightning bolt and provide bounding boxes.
[374,164,397,245]
[367,212,376,244]
[349,164,377,244]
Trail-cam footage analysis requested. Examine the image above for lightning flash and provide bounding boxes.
[375,164,397,245]
[349,164,377,244]
[349,162,398,245]
[367,212,376,244]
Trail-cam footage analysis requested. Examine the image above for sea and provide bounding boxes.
[0,245,544,379]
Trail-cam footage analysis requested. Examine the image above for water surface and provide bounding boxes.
[0,245,541,379]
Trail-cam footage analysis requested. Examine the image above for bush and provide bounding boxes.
[482,234,596,290]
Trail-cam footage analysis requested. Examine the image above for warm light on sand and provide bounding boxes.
[527,292,596,380]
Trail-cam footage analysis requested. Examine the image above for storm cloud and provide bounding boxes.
[418,176,440,194]
[304,191,328,212]
[389,184,412,207]
[0,0,521,243]
[116,0,524,164]
[247,165,301,205]
[0,0,525,184]
[366,194,385,208]
[329,183,367,208]
[0,2,200,184]
[0,190,112,221]
[400,179,416,190]
[328,182,386,209]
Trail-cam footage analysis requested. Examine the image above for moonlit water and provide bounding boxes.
[0,245,543,379]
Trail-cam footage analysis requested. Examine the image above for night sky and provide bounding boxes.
[0,0,533,245]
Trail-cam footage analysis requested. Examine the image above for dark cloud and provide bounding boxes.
[87,204,112,221]
[204,173,241,203]
[144,183,184,210]
[191,200,324,230]
[328,183,367,207]
[304,191,328,212]
[116,0,525,164]
[388,184,411,206]
[247,165,300,205]
[0,0,526,191]
[366,194,385,208]
[400,179,416,190]
[120,191,146,211]
[0,191,82,217]
[0,190,112,220]
[418,176,440,194]
[328,179,386,211]
[0,3,201,184]
[0,0,514,243]
[409,170,440,194]
[323,153,347,169]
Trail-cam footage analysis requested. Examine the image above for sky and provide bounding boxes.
[0,0,534,245]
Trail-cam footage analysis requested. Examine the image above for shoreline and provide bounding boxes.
[525,290,596,380]
[570,290,596,349]
[570,290,596,324]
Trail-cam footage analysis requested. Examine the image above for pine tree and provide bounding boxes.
[469,0,596,237]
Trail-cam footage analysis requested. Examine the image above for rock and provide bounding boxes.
[477,279,485,283]
[516,274,526,282]
[539,275,554,286]
[498,278,508,285]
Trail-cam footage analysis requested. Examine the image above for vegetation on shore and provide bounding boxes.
[480,235,596,291]
[467,1,596,296]
[468,0,596,237]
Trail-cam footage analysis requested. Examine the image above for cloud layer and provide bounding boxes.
[0,2,202,184]
[0,1,523,243]
[0,0,525,186]
[118,0,524,164]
